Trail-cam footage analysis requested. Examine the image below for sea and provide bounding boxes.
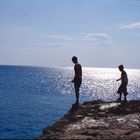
[0,65,140,139]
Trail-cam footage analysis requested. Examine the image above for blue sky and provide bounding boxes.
[0,0,140,68]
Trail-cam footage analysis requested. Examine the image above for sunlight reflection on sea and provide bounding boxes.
[63,67,140,101]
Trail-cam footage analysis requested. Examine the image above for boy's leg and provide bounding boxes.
[75,88,79,104]
[117,93,122,101]
[74,83,79,104]
[123,84,128,101]
[117,84,123,101]
[74,79,81,104]
[119,93,122,99]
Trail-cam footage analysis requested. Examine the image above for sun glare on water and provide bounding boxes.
[80,67,140,101]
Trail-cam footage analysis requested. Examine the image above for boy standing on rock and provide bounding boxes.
[116,65,128,102]
[71,56,82,105]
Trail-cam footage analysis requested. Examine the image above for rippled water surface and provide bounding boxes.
[0,66,140,139]
[82,67,140,101]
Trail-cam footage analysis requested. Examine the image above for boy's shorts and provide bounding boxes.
[74,78,82,90]
[117,83,128,96]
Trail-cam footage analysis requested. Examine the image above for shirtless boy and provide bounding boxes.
[116,65,128,101]
[71,56,82,104]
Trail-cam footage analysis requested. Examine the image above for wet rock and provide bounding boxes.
[38,100,140,140]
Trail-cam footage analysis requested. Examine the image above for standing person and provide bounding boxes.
[116,65,128,102]
[71,56,82,104]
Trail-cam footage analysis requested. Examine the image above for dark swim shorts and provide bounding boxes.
[117,83,128,96]
[74,78,82,89]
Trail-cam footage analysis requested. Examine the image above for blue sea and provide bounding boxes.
[0,65,140,139]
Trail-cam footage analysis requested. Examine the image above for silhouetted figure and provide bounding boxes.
[71,56,82,105]
[116,65,128,102]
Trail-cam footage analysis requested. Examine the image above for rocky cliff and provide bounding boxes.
[38,100,140,140]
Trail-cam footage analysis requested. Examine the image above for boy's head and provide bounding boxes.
[72,56,78,64]
[118,65,124,71]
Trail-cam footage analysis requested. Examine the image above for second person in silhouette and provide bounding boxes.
[116,64,128,102]
[71,56,82,105]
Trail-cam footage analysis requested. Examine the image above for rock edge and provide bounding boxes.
[38,100,140,140]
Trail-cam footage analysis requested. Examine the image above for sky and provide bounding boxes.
[0,0,140,69]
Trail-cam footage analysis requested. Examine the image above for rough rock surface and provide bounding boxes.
[38,100,140,140]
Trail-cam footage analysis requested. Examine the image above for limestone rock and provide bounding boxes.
[38,100,140,140]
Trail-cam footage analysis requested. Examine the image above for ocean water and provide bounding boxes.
[0,65,140,139]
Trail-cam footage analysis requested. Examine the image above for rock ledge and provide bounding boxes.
[38,100,140,140]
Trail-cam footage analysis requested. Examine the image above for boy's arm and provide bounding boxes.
[71,65,76,83]
[71,78,74,83]
[117,72,123,81]
[116,78,121,81]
